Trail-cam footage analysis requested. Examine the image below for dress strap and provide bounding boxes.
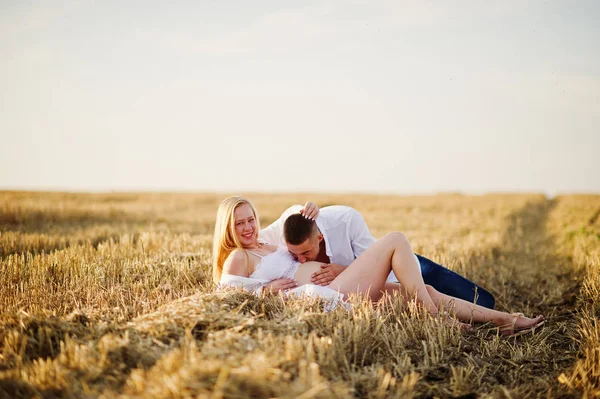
[246,250,264,259]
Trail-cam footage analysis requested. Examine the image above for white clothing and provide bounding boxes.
[219,273,269,293]
[260,205,375,265]
[259,205,399,282]
[247,249,299,281]
[218,250,346,311]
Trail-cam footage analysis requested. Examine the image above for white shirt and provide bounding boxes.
[259,205,375,266]
[259,205,399,282]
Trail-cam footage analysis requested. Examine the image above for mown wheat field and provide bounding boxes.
[0,191,598,398]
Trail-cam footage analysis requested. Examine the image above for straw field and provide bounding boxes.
[0,191,598,398]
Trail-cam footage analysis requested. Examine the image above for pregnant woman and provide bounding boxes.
[212,196,545,336]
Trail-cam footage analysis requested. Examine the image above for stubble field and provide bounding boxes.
[0,191,598,398]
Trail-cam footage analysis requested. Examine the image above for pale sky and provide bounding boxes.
[1,1,599,195]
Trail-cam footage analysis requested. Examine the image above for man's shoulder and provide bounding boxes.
[318,205,373,246]
[319,206,364,227]
[321,205,361,217]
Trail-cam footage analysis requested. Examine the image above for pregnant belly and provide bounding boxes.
[293,261,325,285]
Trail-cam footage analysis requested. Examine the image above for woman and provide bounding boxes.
[212,196,545,336]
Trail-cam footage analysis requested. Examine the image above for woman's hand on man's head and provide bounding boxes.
[300,202,319,220]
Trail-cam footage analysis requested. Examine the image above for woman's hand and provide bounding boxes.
[264,278,298,293]
[299,202,319,220]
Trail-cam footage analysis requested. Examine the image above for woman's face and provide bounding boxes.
[233,203,258,247]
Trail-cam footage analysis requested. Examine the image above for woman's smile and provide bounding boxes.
[242,231,254,239]
[234,203,258,246]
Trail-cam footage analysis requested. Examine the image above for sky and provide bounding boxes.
[1,0,599,195]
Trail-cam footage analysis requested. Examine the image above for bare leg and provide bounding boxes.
[381,282,406,298]
[379,279,543,330]
[425,286,544,330]
[328,232,544,331]
[328,232,439,313]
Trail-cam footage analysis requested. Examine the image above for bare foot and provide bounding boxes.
[500,313,545,337]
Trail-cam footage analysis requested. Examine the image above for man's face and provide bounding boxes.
[287,233,322,263]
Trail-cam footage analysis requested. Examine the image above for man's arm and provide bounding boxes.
[259,205,304,246]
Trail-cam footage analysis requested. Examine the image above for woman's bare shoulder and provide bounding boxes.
[223,249,250,277]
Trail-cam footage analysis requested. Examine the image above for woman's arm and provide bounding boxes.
[221,249,297,293]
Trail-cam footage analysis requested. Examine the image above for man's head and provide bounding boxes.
[284,213,322,263]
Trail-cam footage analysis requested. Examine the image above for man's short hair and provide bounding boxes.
[284,213,318,245]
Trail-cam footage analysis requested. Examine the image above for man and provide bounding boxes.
[259,204,495,309]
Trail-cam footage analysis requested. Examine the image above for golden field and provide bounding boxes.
[0,191,598,398]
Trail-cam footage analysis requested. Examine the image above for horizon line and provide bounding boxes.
[2,187,600,198]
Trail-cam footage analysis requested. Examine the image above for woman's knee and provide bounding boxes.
[384,231,410,248]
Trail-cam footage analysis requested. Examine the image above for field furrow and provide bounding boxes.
[0,192,598,398]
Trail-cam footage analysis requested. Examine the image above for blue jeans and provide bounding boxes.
[416,254,496,309]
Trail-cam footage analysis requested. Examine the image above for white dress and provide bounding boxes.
[248,249,299,280]
[219,249,346,311]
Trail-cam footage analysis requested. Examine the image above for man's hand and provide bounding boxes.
[310,263,345,286]
[264,278,298,293]
[299,202,319,220]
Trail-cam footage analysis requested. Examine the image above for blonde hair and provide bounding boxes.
[212,196,261,284]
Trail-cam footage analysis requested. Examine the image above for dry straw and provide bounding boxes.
[0,192,598,397]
